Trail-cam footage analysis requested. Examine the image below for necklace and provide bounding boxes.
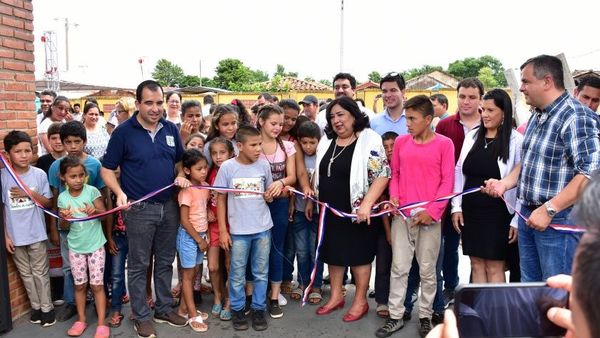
[261,142,279,165]
[484,138,495,149]
[327,134,355,177]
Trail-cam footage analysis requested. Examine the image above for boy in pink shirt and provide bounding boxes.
[376,95,454,338]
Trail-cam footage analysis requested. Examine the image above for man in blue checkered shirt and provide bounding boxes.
[485,55,600,282]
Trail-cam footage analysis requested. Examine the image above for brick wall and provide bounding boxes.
[0,0,36,320]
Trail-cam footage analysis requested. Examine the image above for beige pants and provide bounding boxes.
[13,241,53,312]
[388,216,441,320]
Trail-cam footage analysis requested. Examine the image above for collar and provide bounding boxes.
[534,91,569,115]
[130,111,167,131]
[384,108,405,122]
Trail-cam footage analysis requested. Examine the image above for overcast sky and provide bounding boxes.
[32,0,600,89]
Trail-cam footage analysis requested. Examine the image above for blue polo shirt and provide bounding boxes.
[102,112,184,203]
[370,109,408,136]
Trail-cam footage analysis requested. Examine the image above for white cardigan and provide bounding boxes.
[451,129,523,228]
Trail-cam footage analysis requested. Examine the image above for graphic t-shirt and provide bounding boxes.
[259,140,296,181]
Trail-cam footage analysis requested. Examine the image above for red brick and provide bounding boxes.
[24,21,32,31]
[22,0,30,10]
[13,7,32,20]
[6,101,29,110]
[0,26,13,37]
[1,16,24,29]
[17,111,33,119]
[3,60,25,71]
[25,62,34,71]
[0,48,13,58]
[0,112,17,120]
[9,120,27,128]
[4,82,27,91]
[0,71,15,80]
[24,42,33,51]
[3,38,24,49]
[0,92,16,100]
[14,29,33,42]
[14,50,33,61]
[0,4,12,14]
[15,91,34,100]
[0,0,24,8]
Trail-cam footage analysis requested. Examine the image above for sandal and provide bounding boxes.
[181,309,209,321]
[94,325,110,338]
[109,312,124,328]
[67,321,87,337]
[219,308,232,321]
[188,315,208,332]
[280,281,293,294]
[290,287,304,301]
[308,288,323,305]
[376,304,390,318]
[211,303,223,317]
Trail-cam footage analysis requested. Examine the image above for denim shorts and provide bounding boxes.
[176,226,206,268]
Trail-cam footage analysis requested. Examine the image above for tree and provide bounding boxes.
[274,64,298,78]
[477,67,499,89]
[447,55,506,86]
[213,58,253,91]
[368,71,381,83]
[402,65,443,80]
[179,75,202,88]
[152,58,185,87]
[250,69,269,83]
[319,79,332,87]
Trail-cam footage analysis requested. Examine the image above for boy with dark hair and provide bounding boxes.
[215,125,274,332]
[574,75,600,112]
[47,120,109,322]
[376,95,454,338]
[36,122,66,174]
[2,130,55,327]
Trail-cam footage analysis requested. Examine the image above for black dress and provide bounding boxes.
[318,139,378,266]
[461,138,512,261]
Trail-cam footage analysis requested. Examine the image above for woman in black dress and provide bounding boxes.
[313,96,390,322]
[451,89,523,283]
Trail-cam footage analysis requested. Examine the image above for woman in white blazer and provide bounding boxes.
[451,89,523,283]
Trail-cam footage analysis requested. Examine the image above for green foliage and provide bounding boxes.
[213,58,254,91]
[274,64,298,78]
[447,55,506,86]
[477,67,499,89]
[319,79,332,87]
[368,71,381,83]
[152,58,185,87]
[402,65,443,80]
[179,75,202,88]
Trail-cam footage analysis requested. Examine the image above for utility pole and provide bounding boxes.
[339,0,345,72]
[54,17,78,72]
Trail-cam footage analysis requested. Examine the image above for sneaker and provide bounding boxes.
[419,318,432,337]
[244,295,252,315]
[29,309,42,324]
[52,299,64,306]
[368,290,376,298]
[56,303,77,322]
[41,309,56,327]
[268,299,283,319]
[432,312,444,326]
[251,309,268,331]
[153,311,188,327]
[232,310,248,331]
[375,318,404,338]
[402,311,412,322]
[277,293,287,306]
[134,320,156,338]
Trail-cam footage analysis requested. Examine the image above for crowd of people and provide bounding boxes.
[2,53,600,338]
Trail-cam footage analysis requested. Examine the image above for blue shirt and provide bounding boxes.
[102,112,185,203]
[370,109,408,136]
[519,92,600,205]
[49,155,105,194]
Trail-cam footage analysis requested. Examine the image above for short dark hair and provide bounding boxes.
[181,100,202,116]
[576,75,600,91]
[203,95,214,104]
[572,231,600,336]
[324,96,369,139]
[520,55,565,91]
[59,121,87,142]
[136,80,164,103]
[3,130,31,152]
[333,73,357,89]
[381,131,399,142]
[278,99,301,112]
[297,121,321,140]
[47,122,63,137]
[73,103,81,108]
[380,72,406,91]
[236,125,261,143]
[40,89,57,98]
[258,92,274,102]
[430,93,449,109]
[457,77,485,97]
[165,91,182,103]
[59,154,85,177]
[83,103,99,115]
[404,95,434,118]
[181,148,208,171]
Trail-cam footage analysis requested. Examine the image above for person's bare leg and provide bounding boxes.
[91,284,106,326]
[348,264,370,315]
[74,284,87,323]
[179,268,196,318]
[322,265,345,309]
[208,247,222,306]
[485,260,506,283]
[470,256,487,283]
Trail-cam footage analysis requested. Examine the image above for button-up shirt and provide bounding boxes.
[370,108,408,136]
[518,92,600,205]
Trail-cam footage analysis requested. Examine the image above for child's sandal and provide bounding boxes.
[211,303,223,317]
[109,312,124,328]
[189,316,208,332]
[67,321,87,337]
[290,287,304,301]
[94,325,110,338]
[219,308,232,321]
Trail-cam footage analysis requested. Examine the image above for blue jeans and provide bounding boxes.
[59,230,75,305]
[518,206,581,282]
[110,232,128,312]
[292,211,323,288]
[123,199,179,321]
[282,220,296,283]
[268,198,289,284]
[442,211,460,291]
[404,237,445,314]
[230,230,271,311]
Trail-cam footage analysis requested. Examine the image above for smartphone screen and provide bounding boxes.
[454,283,568,337]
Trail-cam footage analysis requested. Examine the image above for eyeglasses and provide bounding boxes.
[168,100,180,104]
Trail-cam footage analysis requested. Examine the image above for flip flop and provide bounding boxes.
[188,316,208,332]
[308,288,323,305]
[211,303,223,317]
[219,308,232,321]
[67,321,87,337]
[109,312,124,328]
[94,325,110,338]
[290,287,304,301]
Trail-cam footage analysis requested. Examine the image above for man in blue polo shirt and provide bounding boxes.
[101,80,190,338]
[370,72,408,136]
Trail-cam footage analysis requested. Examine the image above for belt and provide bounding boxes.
[524,204,542,211]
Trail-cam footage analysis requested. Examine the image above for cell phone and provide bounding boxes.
[454,283,568,338]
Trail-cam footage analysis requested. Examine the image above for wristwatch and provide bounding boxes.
[544,201,557,218]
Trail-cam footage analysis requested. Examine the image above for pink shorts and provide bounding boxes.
[69,246,105,286]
